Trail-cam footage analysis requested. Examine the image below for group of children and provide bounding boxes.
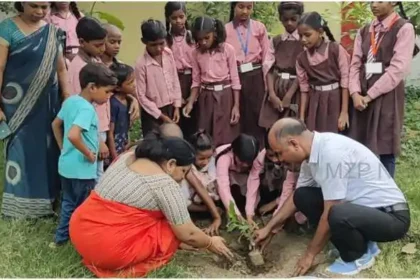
[47,1,416,245]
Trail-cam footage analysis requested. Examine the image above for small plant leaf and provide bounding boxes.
[93,11,125,30]
[401,243,417,254]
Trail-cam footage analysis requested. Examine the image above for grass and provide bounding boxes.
[0,92,419,278]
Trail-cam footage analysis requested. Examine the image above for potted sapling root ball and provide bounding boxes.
[226,202,265,266]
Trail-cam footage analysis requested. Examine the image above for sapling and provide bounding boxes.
[226,201,265,266]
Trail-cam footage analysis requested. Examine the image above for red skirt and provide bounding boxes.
[69,191,180,278]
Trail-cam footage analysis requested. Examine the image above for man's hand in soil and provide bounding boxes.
[254,226,271,244]
[292,252,315,277]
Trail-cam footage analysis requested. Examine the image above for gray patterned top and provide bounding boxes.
[95,152,191,225]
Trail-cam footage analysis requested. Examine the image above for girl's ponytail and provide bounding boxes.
[229,2,238,22]
[185,21,194,45]
[322,20,336,42]
[165,18,174,47]
[70,2,82,20]
[214,18,227,45]
[397,2,408,20]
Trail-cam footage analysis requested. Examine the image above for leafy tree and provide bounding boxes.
[0,2,14,15]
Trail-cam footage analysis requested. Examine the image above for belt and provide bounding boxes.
[66,46,79,54]
[201,84,232,91]
[310,82,339,92]
[378,202,409,213]
[238,63,262,73]
[178,68,192,75]
[277,72,297,80]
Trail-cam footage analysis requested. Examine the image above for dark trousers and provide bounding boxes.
[380,154,396,178]
[55,177,95,243]
[293,187,410,262]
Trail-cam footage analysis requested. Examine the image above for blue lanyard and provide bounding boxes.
[236,21,251,57]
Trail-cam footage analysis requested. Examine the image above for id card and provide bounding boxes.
[365,62,383,74]
[240,62,253,73]
[214,85,224,91]
[281,73,291,79]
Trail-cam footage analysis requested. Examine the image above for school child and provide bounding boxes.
[215,134,259,219]
[106,63,135,167]
[183,16,241,148]
[101,24,141,131]
[102,24,123,68]
[135,19,182,137]
[46,2,83,61]
[225,2,270,146]
[68,17,110,181]
[164,2,197,138]
[180,130,222,235]
[259,2,305,130]
[51,63,117,245]
[296,12,350,133]
[348,2,415,178]
[244,134,296,226]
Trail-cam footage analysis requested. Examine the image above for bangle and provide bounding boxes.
[204,237,212,250]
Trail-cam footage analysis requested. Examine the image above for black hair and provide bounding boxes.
[76,17,107,42]
[216,134,259,165]
[189,130,213,152]
[191,16,226,51]
[135,130,196,166]
[229,2,255,22]
[229,2,239,22]
[277,1,304,17]
[298,12,335,42]
[14,2,23,13]
[50,2,82,19]
[110,63,134,87]
[164,2,193,47]
[79,63,118,89]
[141,19,167,43]
[264,131,272,150]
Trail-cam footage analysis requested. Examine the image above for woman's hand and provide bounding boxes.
[160,114,173,124]
[338,111,349,131]
[207,236,234,260]
[204,218,221,236]
[230,105,240,125]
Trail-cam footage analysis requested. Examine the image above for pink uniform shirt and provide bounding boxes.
[349,12,415,99]
[263,29,300,78]
[296,41,350,93]
[170,34,195,70]
[246,149,298,216]
[67,51,110,132]
[215,144,244,215]
[45,11,82,48]
[191,43,241,90]
[225,19,270,65]
[134,47,182,119]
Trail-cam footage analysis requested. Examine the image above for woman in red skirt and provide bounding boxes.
[69,132,233,277]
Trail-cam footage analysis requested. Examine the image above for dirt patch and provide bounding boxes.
[176,228,335,278]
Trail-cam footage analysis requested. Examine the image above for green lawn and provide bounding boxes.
[0,94,419,277]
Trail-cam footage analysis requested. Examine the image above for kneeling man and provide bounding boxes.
[255,118,410,276]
